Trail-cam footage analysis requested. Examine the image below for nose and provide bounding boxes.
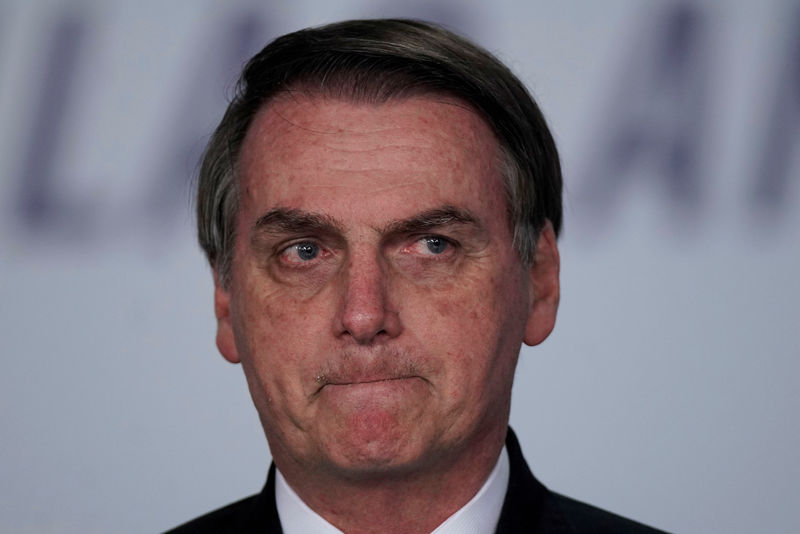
[335,250,402,344]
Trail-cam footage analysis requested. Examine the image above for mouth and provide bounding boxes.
[315,374,417,387]
[312,355,425,396]
[312,376,428,409]
[312,373,426,398]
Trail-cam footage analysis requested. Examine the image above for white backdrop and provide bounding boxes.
[1,1,798,532]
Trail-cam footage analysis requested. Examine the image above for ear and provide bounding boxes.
[214,270,240,364]
[523,220,560,346]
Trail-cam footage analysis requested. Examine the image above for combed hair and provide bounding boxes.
[197,18,562,287]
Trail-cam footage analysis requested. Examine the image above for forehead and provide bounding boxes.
[237,94,506,223]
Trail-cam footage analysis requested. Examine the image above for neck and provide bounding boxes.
[273,426,507,534]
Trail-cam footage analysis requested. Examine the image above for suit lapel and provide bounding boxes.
[495,428,574,534]
[242,464,283,533]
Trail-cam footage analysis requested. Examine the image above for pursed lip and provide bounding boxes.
[313,374,422,394]
[327,376,415,386]
[312,356,426,395]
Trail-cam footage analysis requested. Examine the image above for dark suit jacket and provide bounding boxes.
[164,429,667,533]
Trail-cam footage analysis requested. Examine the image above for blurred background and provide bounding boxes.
[1,0,798,532]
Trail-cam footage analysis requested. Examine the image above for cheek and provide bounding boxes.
[415,266,526,372]
[429,295,482,334]
[231,279,327,390]
[406,276,498,360]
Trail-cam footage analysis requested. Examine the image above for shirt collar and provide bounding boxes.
[275,467,342,534]
[275,445,510,534]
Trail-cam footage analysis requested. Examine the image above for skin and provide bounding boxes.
[214,93,560,533]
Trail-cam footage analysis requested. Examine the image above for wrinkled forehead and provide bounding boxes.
[239,90,505,180]
[235,93,510,230]
[242,92,500,176]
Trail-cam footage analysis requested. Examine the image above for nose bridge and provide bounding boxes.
[337,244,394,343]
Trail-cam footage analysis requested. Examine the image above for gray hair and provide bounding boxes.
[197,18,562,287]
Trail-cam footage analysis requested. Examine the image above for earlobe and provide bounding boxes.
[523,220,560,347]
[214,271,240,364]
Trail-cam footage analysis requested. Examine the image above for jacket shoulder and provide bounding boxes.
[548,492,668,534]
[163,466,281,534]
[498,429,668,533]
[162,494,261,534]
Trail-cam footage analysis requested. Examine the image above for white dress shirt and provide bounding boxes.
[276,446,510,534]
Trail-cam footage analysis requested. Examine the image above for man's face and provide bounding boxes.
[214,94,558,480]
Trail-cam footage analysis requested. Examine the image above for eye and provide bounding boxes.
[280,241,321,264]
[423,236,449,255]
[404,235,453,257]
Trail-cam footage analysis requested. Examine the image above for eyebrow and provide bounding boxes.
[380,206,480,236]
[250,205,480,246]
[251,208,344,241]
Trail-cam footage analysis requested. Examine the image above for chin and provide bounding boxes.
[316,412,436,479]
